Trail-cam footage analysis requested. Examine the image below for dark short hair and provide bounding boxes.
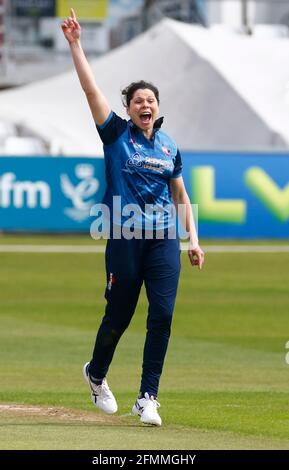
[121,80,160,107]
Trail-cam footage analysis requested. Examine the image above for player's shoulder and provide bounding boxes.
[98,111,127,130]
[96,111,128,146]
[157,129,178,155]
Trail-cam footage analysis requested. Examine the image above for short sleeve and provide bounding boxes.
[171,149,182,178]
[96,111,127,145]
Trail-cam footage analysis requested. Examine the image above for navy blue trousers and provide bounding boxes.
[89,233,181,397]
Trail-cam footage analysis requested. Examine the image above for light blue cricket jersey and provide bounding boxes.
[96,111,182,230]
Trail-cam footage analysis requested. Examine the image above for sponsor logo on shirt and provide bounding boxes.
[127,152,143,167]
[126,153,174,174]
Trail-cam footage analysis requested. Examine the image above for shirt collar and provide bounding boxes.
[153,116,164,129]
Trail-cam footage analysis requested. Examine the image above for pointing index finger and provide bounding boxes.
[70,7,76,20]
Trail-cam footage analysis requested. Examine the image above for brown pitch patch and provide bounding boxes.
[0,403,124,424]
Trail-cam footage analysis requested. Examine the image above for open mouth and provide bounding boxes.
[139,112,152,124]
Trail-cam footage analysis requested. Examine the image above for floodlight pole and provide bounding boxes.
[241,0,250,34]
[0,0,8,81]
[142,0,157,30]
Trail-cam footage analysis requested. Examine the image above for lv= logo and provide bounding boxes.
[191,166,289,223]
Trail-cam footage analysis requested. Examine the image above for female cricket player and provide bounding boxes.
[62,8,204,426]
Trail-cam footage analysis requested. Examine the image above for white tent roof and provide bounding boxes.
[0,18,288,156]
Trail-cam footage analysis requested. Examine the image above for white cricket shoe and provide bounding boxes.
[83,362,117,414]
[132,392,162,426]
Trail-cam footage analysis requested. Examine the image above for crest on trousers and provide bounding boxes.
[107,273,116,290]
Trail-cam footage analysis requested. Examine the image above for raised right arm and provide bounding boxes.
[61,8,110,126]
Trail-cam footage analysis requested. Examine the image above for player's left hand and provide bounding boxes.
[188,244,205,270]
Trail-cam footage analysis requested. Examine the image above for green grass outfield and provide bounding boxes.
[1,236,289,450]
